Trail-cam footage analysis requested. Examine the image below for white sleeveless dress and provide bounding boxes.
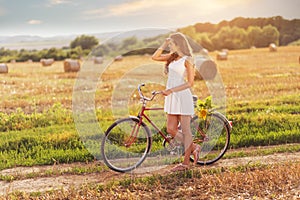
[164,56,194,115]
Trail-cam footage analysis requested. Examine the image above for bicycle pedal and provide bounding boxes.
[163,136,180,152]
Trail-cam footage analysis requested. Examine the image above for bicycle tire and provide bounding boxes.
[190,112,231,165]
[101,117,152,173]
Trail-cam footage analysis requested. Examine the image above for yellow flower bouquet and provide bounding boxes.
[195,96,213,120]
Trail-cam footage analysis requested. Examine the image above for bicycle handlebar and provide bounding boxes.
[138,83,161,101]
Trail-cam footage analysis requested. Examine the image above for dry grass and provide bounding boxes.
[213,46,300,103]
[120,162,300,200]
[0,46,299,114]
[0,61,75,113]
[2,161,299,199]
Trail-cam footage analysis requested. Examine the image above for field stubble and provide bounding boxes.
[0,46,299,113]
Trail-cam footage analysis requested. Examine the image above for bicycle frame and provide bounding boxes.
[126,83,228,149]
[131,101,208,149]
[127,83,208,149]
[123,105,166,148]
[137,105,172,145]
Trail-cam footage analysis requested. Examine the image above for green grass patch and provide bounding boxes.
[227,94,300,147]
[0,92,299,170]
[0,125,94,170]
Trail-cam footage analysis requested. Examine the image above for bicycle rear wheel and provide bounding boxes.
[101,117,152,173]
[190,112,230,165]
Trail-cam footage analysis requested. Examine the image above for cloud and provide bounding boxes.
[82,0,189,19]
[27,19,43,25]
[82,0,250,20]
[48,0,71,6]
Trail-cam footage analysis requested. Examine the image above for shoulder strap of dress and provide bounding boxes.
[181,55,188,61]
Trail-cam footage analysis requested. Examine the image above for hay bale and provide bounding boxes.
[194,56,217,80]
[0,63,8,73]
[40,58,55,67]
[94,56,103,64]
[200,48,209,56]
[216,51,228,60]
[269,43,277,52]
[114,55,123,61]
[63,59,80,72]
[222,49,229,54]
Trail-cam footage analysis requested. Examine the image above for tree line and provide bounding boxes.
[179,16,300,51]
[192,16,299,46]
[179,24,280,51]
[0,16,299,63]
[0,35,99,63]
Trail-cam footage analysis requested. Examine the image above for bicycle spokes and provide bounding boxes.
[124,123,140,147]
[190,113,230,165]
[101,117,151,173]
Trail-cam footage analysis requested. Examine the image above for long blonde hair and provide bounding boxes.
[170,32,192,56]
[165,32,192,73]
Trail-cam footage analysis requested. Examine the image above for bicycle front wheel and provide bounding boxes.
[101,117,152,173]
[190,112,230,165]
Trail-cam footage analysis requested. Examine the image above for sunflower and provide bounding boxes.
[195,96,212,120]
[198,108,208,120]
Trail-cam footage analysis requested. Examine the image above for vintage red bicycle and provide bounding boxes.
[101,83,232,173]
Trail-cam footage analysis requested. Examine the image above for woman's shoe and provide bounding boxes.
[192,144,201,165]
[170,163,189,172]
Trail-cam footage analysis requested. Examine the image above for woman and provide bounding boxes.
[152,32,200,171]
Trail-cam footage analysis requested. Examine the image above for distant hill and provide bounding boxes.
[0,29,171,50]
[0,35,76,50]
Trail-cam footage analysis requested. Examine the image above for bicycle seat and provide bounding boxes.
[192,95,198,101]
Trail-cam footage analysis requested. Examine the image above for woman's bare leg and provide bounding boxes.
[167,115,199,168]
[180,115,193,165]
[166,114,184,142]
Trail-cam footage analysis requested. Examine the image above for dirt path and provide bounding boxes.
[1,151,300,196]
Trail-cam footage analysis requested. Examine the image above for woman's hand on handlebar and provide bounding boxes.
[161,89,172,96]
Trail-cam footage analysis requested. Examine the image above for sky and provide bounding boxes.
[0,0,299,37]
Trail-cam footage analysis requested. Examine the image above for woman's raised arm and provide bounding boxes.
[152,38,171,61]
